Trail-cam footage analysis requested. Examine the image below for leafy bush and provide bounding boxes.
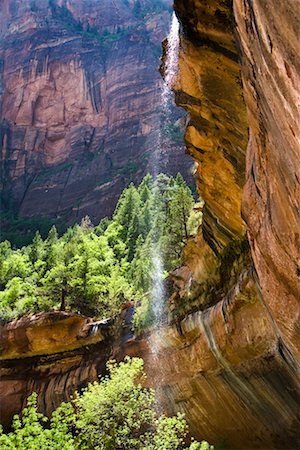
[0,358,213,450]
[0,393,75,450]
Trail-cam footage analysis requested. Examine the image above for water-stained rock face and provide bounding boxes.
[234,0,300,361]
[0,0,191,231]
[166,0,300,448]
[173,0,249,254]
[0,312,114,427]
[131,269,300,449]
[0,2,299,449]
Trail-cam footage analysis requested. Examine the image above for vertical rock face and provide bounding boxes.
[163,0,300,448]
[0,0,192,230]
[0,2,299,449]
[234,0,300,360]
[173,0,248,253]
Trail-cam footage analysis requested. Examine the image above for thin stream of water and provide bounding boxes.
[151,12,180,327]
[152,12,180,179]
[149,15,180,398]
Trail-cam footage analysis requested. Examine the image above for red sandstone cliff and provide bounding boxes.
[161,0,300,448]
[0,0,191,234]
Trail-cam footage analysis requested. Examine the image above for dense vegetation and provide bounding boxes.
[0,357,212,450]
[0,174,201,327]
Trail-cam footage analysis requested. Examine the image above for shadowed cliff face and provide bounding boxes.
[0,0,192,231]
[234,0,300,361]
[0,312,115,426]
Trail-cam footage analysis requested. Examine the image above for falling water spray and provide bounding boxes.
[161,12,180,116]
[152,12,180,178]
[151,12,180,326]
[148,15,180,407]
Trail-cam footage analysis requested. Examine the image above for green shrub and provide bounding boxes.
[0,358,213,450]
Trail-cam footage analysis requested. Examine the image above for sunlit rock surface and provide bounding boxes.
[0,0,191,227]
[173,0,248,254]
[235,0,300,360]
[129,268,300,449]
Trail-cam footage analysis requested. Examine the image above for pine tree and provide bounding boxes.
[29,231,45,264]
[44,225,59,272]
[113,183,140,242]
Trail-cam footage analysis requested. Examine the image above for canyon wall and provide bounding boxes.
[0,1,299,449]
[0,0,191,239]
[234,0,300,361]
[161,0,300,448]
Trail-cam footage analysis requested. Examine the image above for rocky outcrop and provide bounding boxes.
[173,0,249,254]
[1,280,299,449]
[0,312,114,427]
[0,0,191,234]
[130,268,300,449]
[234,0,300,361]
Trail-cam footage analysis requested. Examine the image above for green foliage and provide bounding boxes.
[162,123,183,143]
[0,358,213,450]
[0,173,198,324]
[0,393,75,449]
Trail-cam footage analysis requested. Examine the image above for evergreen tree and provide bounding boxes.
[113,183,140,242]
[41,261,71,311]
[0,241,12,289]
[28,231,45,264]
[0,172,196,324]
[44,225,59,272]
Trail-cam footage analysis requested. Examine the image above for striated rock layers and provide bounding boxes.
[160,0,299,448]
[0,1,299,449]
[0,0,191,229]
[0,312,115,427]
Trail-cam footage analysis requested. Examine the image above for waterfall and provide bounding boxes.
[147,16,180,409]
[151,12,180,325]
[161,12,180,116]
[152,12,180,178]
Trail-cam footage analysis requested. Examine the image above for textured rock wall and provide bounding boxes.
[167,0,251,318]
[0,312,114,427]
[0,2,299,449]
[234,0,300,360]
[0,0,191,229]
[164,0,300,448]
[173,0,248,254]
[130,269,300,449]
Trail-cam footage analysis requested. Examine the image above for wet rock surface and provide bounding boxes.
[165,0,300,447]
[0,312,114,428]
[235,0,300,360]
